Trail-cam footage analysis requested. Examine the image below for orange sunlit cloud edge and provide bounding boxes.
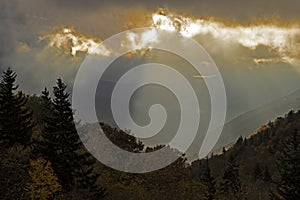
[41,8,300,66]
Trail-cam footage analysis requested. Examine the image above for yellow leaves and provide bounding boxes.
[26,158,62,200]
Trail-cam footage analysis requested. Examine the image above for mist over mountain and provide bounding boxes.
[1,0,300,199]
[89,51,300,161]
[191,109,300,200]
[213,89,300,151]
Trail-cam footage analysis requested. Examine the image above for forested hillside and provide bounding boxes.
[0,68,299,199]
[192,110,300,199]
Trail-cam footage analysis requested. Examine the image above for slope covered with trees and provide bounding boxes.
[0,68,299,199]
[192,110,300,199]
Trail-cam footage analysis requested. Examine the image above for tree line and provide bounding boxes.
[0,68,106,199]
[0,68,299,199]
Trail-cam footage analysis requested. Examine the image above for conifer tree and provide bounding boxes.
[222,147,226,154]
[38,78,106,198]
[0,145,31,199]
[39,78,82,189]
[263,166,271,182]
[40,87,53,123]
[0,68,34,148]
[253,163,262,181]
[74,124,107,199]
[200,158,216,200]
[220,155,242,199]
[272,129,300,200]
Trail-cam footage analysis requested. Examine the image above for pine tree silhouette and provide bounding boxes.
[200,157,216,200]
[272,129,300,200]
[220,155,242,199]
[38,78,106,198]
[0,68,34,148]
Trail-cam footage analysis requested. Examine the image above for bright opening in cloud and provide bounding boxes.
[40,8,300,66]
[41,27,111,57]
[151,8,300,65]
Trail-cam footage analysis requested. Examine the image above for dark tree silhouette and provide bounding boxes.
[0,68,34,148]
[40,87,53,122]
[253,163,262,181]
[199,157,216,200]
[220,155,242,199]
[37,78,106,199]
[272,129,300,200]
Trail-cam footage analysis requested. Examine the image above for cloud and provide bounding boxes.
[1,0,300,117]
[1,0,299,162]
[0,0,26,68]
[193,74,216,79]
[41,27,111,56]
[47,0,300,21]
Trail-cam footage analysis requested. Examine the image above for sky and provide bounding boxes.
[1,0,300,114]
[1,0,300,157]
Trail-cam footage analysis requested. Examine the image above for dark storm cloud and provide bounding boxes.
[0,0,26,70]
[49,0,300,21]
[195,0,300,21]
[2,0,300,96]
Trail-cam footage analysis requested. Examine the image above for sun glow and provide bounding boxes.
[42,9,300,65]
[41,27,111,56]
[151,8,300,64]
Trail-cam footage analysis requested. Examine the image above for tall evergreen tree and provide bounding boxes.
[200,158,216,200]
[38,78,77,190]
[0,68,34,148]
[40,87,53,123]
[220,155,242,199]
[38,78,106,199]
[263,166,271,182]
[74,123,107,199]
[253,163,262,181]
[272,129,300,200]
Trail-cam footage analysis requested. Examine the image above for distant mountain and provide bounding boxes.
[191,109,300,200]
[26,89,300,200]
[212,88,300,153]
[94,82,300,161]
